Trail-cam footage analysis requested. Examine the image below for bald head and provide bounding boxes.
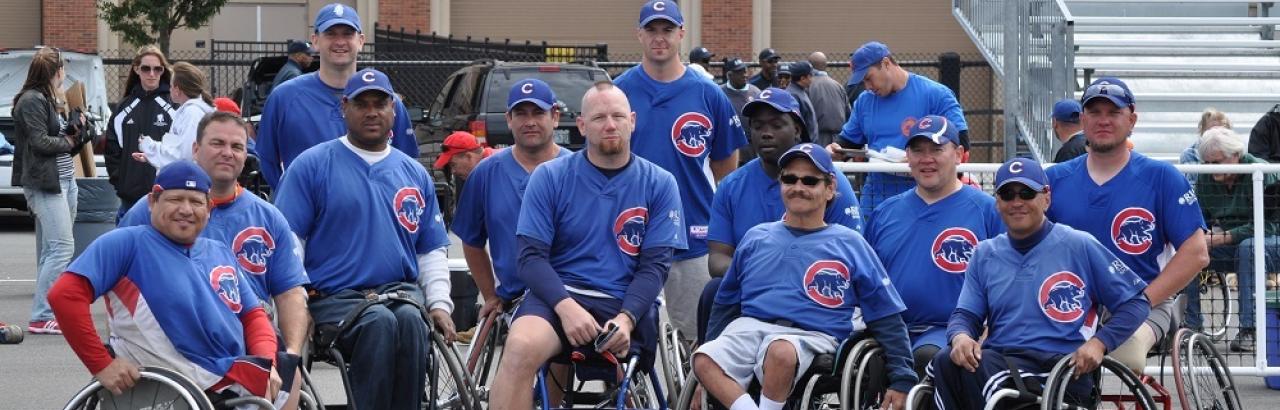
[581,81,632,114]
[808,51,828,71]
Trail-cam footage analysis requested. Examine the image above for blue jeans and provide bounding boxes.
[1185,235,1280,330]
[23,179,78,322]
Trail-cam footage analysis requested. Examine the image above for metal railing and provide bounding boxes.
[835,160,1280,377]
[954,0,1076,162]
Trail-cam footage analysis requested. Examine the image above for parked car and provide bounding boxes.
[233,55,318,118]
[422,60,609,222]
[0,49,110,211]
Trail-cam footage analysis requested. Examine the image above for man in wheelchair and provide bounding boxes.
[273,69,456,410]
[487,83,686,410]
[694,144,916,410]
[49,161,289,406]
[929,158,1151,409]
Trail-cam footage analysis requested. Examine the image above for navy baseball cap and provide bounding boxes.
[639,0,683,27]
[849,41,891,85]
[907,115,961,147]
[1081,77,1135,109]
[689,47,714,62]
[758,48,781,62]
[153,161,211,194]
[1052,99,1081,123]
[725,57,749,72]
[315,3,362,33]
[779,143,838,177]
[287,40,315,55]
[507,78,557,111]
[995,157,1049,192]
[742,88,809,141]
[344,68,395,100]
[789,61,813,78]
[777,63,792,77]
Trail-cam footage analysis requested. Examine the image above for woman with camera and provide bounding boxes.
[10,47,91,335]
[133,61,214,169]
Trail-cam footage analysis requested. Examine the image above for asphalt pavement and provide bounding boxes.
[0,210,1277,408]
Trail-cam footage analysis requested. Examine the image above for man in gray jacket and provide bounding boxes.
[784,61,819,144]
[807,52,851,146]
[720,58,762,163]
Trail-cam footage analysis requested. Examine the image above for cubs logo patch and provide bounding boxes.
[1111,207,1156,255]
[209,266,243,314]
[671,112,713,157]
[394,187,427,233]
[804,260,851,308]
[932,227,978,273]
[614,207,649,256]
[1039,271,1087,323]
[232,227,276,275]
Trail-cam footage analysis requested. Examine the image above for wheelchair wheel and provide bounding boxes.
[1174,329,1242,410]
[904,380,934,410]
[674,375,708,410]
[63,367,215,410]
[660,322,691,404]
[428,329,478,410]
[1041,356,1156,410]
[1199,271,1234,341]
[465,310,505,405]
[838,339,886,410]
[796,373,840,410]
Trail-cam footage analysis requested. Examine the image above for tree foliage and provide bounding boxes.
[97,0,229,55]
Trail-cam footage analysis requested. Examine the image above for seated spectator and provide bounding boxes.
[1189,126,1277,352]
[48,161,290,406]
[434,131,494,182]
[931,158,1149,409]
[1181,108,1233,166]
[695,143,915,410]
[1051,99,1085,163]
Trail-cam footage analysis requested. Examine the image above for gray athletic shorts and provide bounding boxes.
[693,317,838,389]
[664,255,710,341]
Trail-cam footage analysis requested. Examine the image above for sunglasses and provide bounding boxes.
[779,173,825,186]
[137,65,165,74]
[996,186,1041,201]
[1084,83,1130,100]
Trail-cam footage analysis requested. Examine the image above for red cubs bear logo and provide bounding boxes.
[804,260,851,308]
[209,266,243,314]
[1039,271,1087,323]
[671,112,713,157]
[232,227,275,275]
[614,207,649,256]
[394,187,427,233]
[932,227,978,273]
[1111,207,1156,255]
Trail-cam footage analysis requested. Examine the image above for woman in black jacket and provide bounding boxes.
[11,47,88,335]
[104,45,174,219]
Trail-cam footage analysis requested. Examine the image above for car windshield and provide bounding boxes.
[484,68,599,114]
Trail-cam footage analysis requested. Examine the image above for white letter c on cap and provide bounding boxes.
[653,1,665,11]
[362,71,376,83]
[522,83,534,94]
[759,89,772,99]
[1009,161,1023,174]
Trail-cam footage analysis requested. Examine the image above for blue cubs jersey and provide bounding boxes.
[67,226,261,379]
[1046,152,1206,282]
[256,73,419,188]
[838,73,967,217]
[120,189,309,303]
[717,222,906,338]
[864,185,1004,328]
[957,224,1147,354]
[708,158,862,247]
[274,139,450,295]
[614,66,748,260]
[516,152,687,300]
[451,147,571,301]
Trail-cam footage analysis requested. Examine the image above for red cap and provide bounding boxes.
[434,131,484,169]
[213,97,241,116]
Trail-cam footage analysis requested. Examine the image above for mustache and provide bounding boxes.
[786,190,814,200]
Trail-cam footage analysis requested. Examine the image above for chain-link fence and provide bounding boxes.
[838,161,1280,377]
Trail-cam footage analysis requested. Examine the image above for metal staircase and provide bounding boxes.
[955,0,1280,161]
